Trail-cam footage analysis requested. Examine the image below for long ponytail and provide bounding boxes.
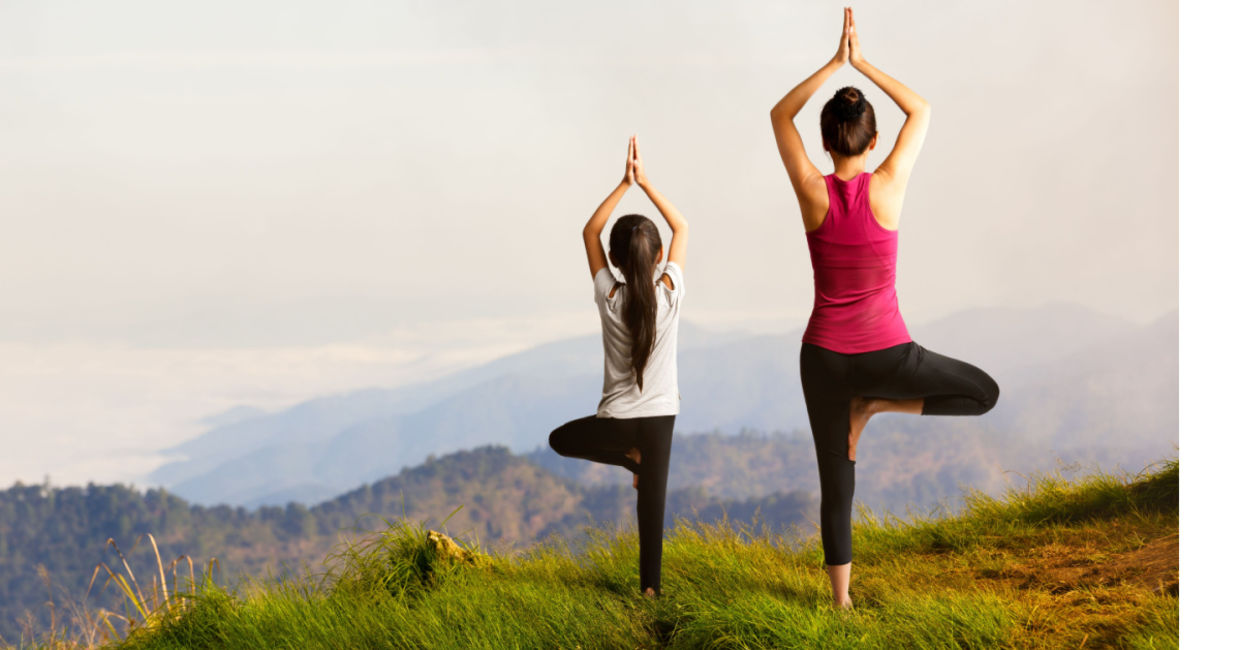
[609,214,662,391]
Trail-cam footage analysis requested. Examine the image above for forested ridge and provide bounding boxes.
[0,445,815,642]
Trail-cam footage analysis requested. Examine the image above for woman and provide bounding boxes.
[548,135,688,597]
[769,8,999,608]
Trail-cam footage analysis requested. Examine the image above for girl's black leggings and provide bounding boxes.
[800,341,1000,566]
[548,414,675,594]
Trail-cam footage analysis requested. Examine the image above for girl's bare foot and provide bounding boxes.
[626,447,641,489]
[643,587,656,598]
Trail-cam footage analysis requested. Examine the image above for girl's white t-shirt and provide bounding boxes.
[592,261,684,418]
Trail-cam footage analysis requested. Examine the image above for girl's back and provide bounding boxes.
[594,262,684,418]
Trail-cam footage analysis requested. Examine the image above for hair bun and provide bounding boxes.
[828,87,867,121]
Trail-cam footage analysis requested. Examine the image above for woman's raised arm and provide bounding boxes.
[848,9,931,194]
[770,8,851,225]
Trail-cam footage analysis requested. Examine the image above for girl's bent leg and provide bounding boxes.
[635,415,675,595]
[548,415,639,473]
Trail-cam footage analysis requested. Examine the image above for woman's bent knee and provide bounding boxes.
[977,372,1000,413]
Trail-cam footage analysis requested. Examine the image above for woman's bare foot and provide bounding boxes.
[848,397,876,462]
[827,562,852,609]
[642,587,656,598]
[626,447,641,489]
[847,397,925,461]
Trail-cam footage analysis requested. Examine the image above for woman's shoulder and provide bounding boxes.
[865,169,904,230]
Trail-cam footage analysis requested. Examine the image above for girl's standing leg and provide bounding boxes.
[635,415,675,595]
[549,414,675,595]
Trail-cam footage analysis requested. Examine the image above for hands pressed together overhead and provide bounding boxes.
[832,7,865,68]
[623,134,648,188]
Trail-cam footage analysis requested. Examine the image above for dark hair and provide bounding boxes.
[608,214,663,391]
[820,86,876,156]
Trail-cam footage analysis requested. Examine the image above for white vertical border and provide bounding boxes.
[1181,0,1237,644]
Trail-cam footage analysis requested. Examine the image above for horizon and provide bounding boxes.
[7,299,1176,492]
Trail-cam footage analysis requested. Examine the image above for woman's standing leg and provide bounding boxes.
[634,415,675,596]
[808,398,855,606]
[799,343,856,607]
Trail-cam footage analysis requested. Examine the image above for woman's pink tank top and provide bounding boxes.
[803,172,911,353]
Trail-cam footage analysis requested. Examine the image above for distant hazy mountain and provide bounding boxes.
[150,304,1177,507]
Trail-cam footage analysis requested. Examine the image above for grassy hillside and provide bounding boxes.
[0,446,816,644]
[81,459,1176,649]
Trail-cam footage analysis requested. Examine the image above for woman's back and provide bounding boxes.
[803,172,910,353]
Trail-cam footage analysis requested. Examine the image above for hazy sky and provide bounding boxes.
[0,0,1177,486]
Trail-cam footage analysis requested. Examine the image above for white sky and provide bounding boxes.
[0,0,1178,486]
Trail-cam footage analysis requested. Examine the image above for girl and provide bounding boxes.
[548,135,688,597]
[769,8,999,608]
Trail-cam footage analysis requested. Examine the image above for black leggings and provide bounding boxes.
[800,341,999,566]
[548,414,675,594]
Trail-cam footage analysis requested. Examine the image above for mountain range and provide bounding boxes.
[149,302,1178,509]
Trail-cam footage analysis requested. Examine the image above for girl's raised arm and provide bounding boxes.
[582,138,636,279]
[631,136,688,272]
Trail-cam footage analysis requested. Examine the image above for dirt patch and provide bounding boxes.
[1000,532,1178,596]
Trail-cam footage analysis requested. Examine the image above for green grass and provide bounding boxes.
[68,460,1181,649]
